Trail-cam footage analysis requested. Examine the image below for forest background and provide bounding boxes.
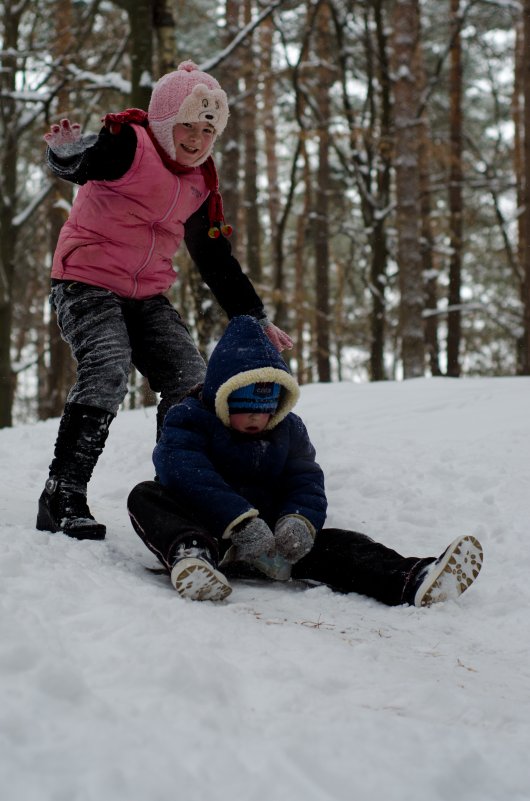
[1,0,529,428]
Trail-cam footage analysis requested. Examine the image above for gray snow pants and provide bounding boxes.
[50,281,206,433]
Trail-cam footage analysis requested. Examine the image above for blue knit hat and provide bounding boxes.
[228,382,281,415]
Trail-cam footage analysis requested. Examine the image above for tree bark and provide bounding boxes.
[242,0,262,285]
[41,0,77,420]
[446,0,463,377]
[260,17,286,330]
[417,7,441,376]
[115,0,153,107]
[295,172,309,385]
[313,2,332,383]
[513,17,525,372]
[0,0,23,426]
[370,0,391,381]
[218,0,242,257]
[332,0,391,381]
[521,0,530,373]
[391,0,425,378]
[153,0,176,76]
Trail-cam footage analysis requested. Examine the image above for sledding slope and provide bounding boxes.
[0,377,528,801]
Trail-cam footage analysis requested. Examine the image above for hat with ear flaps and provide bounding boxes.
[202,316,300,431]
[102,61,232,239]
[148,60,229,164]
[148,60,231,239]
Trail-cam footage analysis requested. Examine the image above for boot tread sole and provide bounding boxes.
[416,535,483,607]
[171,557,232,601]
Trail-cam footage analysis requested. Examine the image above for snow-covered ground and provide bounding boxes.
[1,377,529,801]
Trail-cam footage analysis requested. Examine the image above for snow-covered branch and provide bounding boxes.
[200,0,289,73]
[12,182,54,229]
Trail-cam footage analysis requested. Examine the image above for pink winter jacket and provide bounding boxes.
[51,125,209,299]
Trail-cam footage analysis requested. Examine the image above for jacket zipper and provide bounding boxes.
[131,176,181,297]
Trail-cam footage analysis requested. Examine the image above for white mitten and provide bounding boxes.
[44,118,86,157]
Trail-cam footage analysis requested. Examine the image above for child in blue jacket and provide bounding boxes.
[127,316,483,604]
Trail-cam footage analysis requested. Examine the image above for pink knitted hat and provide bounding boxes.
[148,60,229,164]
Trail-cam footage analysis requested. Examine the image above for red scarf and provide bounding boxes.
[102,108,231,237]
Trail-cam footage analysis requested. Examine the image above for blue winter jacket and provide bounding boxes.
[153,316,328,538]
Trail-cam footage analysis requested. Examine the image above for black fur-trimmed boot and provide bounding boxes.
[36,403,115,540]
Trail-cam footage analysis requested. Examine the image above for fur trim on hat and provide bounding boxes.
[148,60,229,163]
[215,368,300,431]
[202,316,299,430]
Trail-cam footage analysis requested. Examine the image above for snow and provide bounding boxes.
[0,376,529,801]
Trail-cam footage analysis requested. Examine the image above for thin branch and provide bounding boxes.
[201,0,290,73]
[12,181,54,228]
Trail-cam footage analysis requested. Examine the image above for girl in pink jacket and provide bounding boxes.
[37,61,291,542]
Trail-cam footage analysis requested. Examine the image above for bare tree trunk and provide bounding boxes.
[295,139,311,384]
[332,0,391,381]
[522,0,530,375]
[421,175,442,376]
[218,1,243,258]
[370,0,391,381]
[334,258,346,381]
[514,17,525,372]
[242,0,262,285]
[40,0,77,421]
[114,0,153,108]
[314,2,332,383]
[391,0,424,378]
[0,0,23,426]
[260,17,280,243]
[260,17,285,329]
[446,0,463,377]
[178,251,222,357]
[153,0,176,76]
[417,8,441,376]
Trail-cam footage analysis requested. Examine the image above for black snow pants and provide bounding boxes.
[127,481,435,607]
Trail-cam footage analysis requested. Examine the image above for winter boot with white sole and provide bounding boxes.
[170,542,232,601]
[413,535,483,607]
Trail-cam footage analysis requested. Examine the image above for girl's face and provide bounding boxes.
[172,121,215,165]
[229,412,271,434]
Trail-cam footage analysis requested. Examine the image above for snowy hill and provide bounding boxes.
[1,377,529,801]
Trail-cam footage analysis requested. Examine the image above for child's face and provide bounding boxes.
[229,412,271,434]
[172,122,215,165]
